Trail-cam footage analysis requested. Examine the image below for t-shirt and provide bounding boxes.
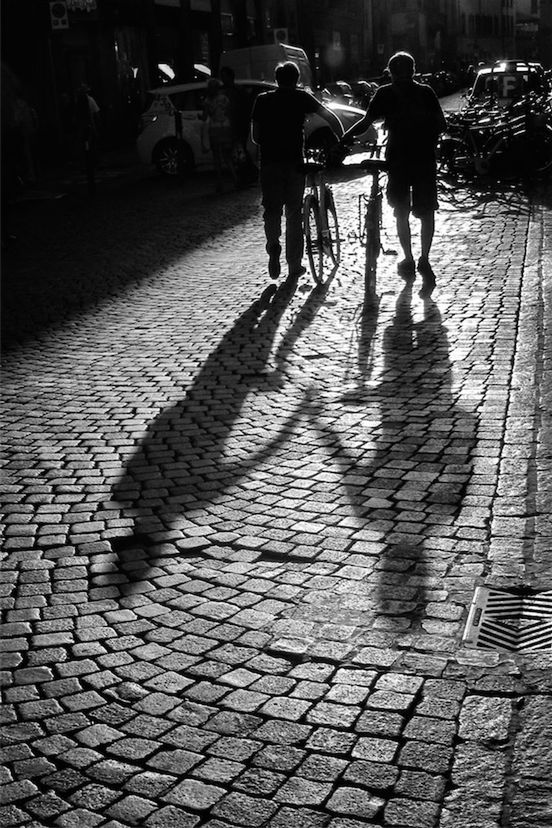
[204,91,231,130]
[203,91,233,145]
[251,87,323,164]
[367,81,447,164]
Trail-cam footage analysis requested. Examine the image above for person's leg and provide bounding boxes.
[395,206,414,262]
[412,163,438,277]
[387,165,415,278]
[284,166,306,276]
[420,211,435,261]
[261,163,285,278]
[221,141,238,185]
[211,141,224,192]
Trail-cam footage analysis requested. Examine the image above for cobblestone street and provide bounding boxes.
[2,164,552,828]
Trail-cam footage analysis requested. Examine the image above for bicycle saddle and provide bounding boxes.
[359,158,388,172]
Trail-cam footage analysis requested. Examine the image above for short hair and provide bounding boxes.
[387,52,415,79]
[275,61,300,87]
[207,77,222,94]
[220,66,235,82]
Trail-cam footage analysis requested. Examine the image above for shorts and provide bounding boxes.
[386,159,438,217]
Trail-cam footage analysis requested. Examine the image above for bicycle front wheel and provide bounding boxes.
[304,193,323,284]
[364,199,380,296]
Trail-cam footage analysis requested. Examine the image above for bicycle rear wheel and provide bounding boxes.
[304,193,323,284]
[324,186,341,266]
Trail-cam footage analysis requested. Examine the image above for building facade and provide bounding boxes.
[2,0,551,161]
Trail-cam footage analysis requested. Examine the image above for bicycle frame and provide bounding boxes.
[358,157,388,297]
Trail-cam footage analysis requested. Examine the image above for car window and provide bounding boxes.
[168,89,206,111]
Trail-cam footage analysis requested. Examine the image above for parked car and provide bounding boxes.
[467,60,549,108]
[322,81,354,106]
[350,79,377,110]
[137,79,376,176]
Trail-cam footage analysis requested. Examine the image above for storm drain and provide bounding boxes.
[463,587,552,652]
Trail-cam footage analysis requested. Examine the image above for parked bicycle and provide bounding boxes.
[440,92,552,180]
[302,149,340,284]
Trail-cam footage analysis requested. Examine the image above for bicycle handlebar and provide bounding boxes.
[302,162,327,174]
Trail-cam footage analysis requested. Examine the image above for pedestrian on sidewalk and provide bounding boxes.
[74,84,101,196]
[251,60,342,280]
[201,77,237,193]
[220,66,257,188]
[340,51,447,295]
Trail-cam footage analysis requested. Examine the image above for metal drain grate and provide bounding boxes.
[463,587,552,652]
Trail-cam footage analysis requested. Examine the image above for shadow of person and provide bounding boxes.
[275,284,478,638]
[366,285,479,634]
[111,273,336,586]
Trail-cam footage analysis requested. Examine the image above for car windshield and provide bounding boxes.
[472,67,544,99]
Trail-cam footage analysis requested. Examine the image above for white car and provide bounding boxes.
[136,79,375,176]
[467,60,549,108]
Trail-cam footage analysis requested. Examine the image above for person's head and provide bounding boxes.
[207,77,222,96]
[387,52,415,81]
[220,66,235,86]
[275,61,300,89]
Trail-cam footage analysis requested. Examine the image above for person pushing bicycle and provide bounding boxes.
[339,52,447,294]
[251,61,342,281]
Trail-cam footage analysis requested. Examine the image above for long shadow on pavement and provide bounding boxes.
[244,285,479,633]
[111,273,335,585]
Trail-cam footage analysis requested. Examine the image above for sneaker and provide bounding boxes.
[268,252,281,280]
[288,264,306,278]
[417,257,435,278]
[267,244,281,280]
[417,258,436,298]
[397,258,416,279]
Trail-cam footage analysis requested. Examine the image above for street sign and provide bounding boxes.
[49,1,69,30]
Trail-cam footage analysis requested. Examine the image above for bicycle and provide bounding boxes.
[358,155,389,297]
[440,93,552,180]
[302,149,340,284]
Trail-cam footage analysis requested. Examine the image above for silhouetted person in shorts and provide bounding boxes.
[341,51,447,295]
[251,61,342,280]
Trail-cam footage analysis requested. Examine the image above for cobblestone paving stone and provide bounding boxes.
[1,165,552,827]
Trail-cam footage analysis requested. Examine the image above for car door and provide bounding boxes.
[171,87,208,166]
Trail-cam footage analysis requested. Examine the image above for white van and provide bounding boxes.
[220,44,313,90]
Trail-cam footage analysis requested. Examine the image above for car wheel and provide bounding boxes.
[306,129,345,167]
[153,138,194,176]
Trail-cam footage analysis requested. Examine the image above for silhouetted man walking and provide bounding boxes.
[341,51,447,296]
[251,61,342,280]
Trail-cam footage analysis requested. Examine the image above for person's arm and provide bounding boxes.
[251,120,261,144]
[315,102,344,137]
[340,111,375,145]
[339,88,384,145]
[250,96,261,145]
[425,88,447,138]
[436,100,447,135]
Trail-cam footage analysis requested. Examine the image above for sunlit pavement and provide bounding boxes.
[1,159,551,828]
